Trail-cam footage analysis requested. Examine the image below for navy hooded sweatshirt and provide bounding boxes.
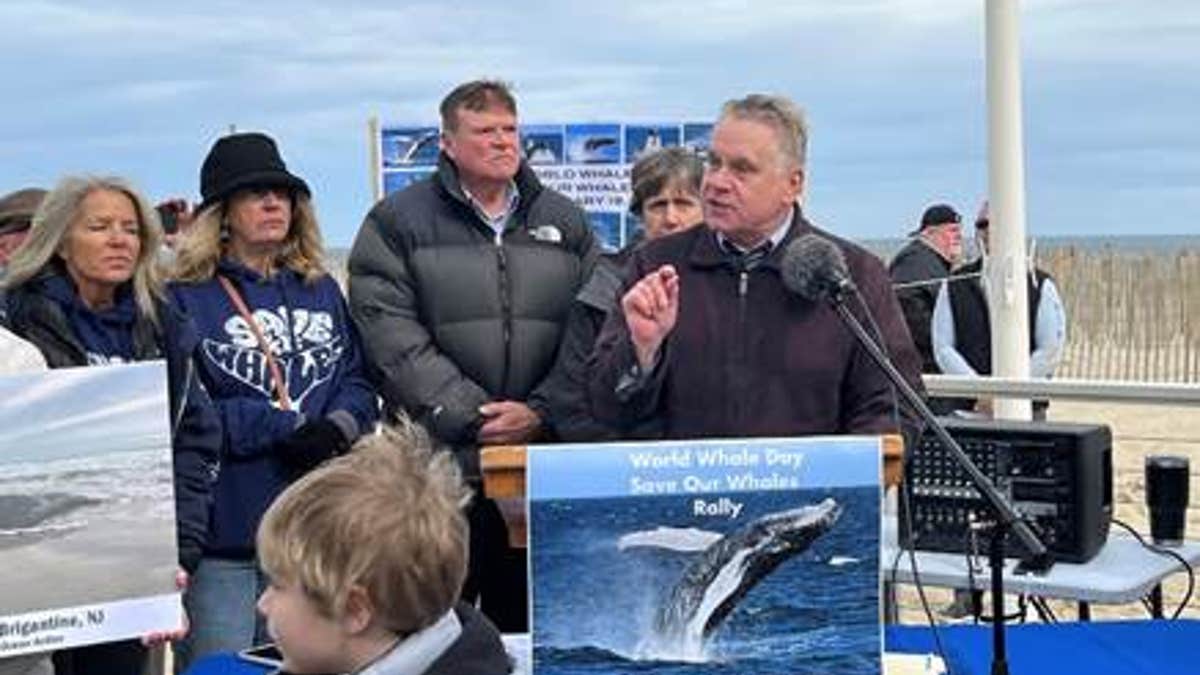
[43,275,140,363]
[169,259,378,558]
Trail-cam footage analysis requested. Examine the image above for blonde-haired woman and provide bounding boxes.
[168,132,377,669]
[1,175,220,675]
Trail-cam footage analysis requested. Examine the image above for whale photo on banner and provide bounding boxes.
[375,120,712,252]
[526,436,882,674]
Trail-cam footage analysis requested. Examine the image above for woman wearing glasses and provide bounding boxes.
[168,132,378,669]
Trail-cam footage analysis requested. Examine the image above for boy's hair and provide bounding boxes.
[257,419,471,634]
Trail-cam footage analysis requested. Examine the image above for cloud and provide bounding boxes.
[0,0,1196,243]
[1025,0,1200,67]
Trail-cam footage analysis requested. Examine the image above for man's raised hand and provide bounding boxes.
[621,265,679,369]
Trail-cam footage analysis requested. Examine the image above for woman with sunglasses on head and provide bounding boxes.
[167,132,378,669]
[1,175,221,675]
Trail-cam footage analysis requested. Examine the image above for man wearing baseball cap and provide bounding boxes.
[888,203,964,403]
[0,188,46,267]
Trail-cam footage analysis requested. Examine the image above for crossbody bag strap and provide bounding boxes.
[217,275,293,411]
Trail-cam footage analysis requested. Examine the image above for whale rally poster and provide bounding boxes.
[527,436,882,674]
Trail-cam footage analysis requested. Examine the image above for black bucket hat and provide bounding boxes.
[198,132,310,213]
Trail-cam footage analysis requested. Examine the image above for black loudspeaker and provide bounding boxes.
[901,418,1112,563]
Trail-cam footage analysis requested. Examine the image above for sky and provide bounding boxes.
[0,0,1196,247]
[0,362,168,464]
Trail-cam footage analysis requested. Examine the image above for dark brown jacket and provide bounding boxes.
[588,209,922,440]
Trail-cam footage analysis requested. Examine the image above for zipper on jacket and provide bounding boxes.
[496,242,513,394]
[735,270,749,426]
[738,271,749,332]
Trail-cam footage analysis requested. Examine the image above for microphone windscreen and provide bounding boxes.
[781,234,849,302]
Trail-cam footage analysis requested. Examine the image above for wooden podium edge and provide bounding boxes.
[480,446,528,548]
[883,433,905,490]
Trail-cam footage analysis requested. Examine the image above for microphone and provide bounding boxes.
[781,234,1047,562]
[780,234,856,303]
[779,230,1050,675]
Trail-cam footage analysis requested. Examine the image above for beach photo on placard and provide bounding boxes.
[528,437,881,674]
[0,363,178,619]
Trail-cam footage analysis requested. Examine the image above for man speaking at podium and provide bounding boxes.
[589,94,921,440]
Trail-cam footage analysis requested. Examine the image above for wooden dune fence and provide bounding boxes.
[1044,248,1200,383]
[330,246,1200,382]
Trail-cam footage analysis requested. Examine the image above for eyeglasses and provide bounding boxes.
[238,186,293,202]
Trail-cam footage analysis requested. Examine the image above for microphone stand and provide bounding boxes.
[825,284,1052,675]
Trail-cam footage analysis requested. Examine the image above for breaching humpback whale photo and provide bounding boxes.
[528,438,882,675]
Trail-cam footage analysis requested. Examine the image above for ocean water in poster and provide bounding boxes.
[526,437,882,674]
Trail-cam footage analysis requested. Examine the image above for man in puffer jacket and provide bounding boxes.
[348,79,598,633]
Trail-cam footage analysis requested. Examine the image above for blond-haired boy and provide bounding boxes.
[255,421,511,674]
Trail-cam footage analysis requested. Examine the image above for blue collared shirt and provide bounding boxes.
[463,180,520,243]
[931,260,1067,378]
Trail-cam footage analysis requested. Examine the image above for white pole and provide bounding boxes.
[986,0,1033,421]
[367,115,383,203]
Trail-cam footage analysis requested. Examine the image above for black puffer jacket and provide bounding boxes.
[348,154,598,450]
[3,273,221,573]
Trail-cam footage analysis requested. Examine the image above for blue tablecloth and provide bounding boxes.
[183,653,272,675]
[193,623,1196,674]
[887,619,1199,674]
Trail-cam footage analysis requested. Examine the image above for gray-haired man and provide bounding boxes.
[589,94,921,440]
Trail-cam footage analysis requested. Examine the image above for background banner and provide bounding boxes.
[375,121,713,251]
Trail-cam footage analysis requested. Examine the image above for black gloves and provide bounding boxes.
[277,418,349,474]
[428,400,485,445]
